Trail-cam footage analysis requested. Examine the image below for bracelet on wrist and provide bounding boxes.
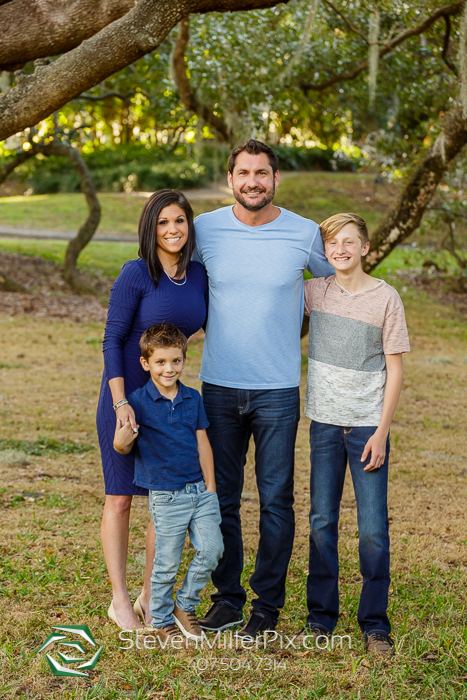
[113,398,129,411]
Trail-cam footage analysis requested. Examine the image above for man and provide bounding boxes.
[194,139,333,639]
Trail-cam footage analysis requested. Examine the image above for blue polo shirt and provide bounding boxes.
[128,379,209,491]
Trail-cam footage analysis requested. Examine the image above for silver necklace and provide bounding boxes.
[164,269,187,286]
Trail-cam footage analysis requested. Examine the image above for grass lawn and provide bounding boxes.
[0,235,456,283]
[2,171,462,280]
[0,238,139,279]
[0,173,394,237]
[0,277,466,699]
[1,172,466,697]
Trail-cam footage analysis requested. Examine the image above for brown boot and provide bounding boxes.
[153,623,184,647]
[365,632,394,654]
[173,604,203,641]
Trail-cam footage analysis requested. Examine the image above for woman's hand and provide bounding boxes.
[116,403,138,430]
[114,418,139,454]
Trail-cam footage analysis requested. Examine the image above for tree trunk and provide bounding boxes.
[0,0,289,141]
[0,142,101,291]
[31,142,102,289]
[171,17,234,143]
[365,107,467,271]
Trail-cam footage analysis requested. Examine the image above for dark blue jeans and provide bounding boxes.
[306,421,391,636]
[202,383,300,623]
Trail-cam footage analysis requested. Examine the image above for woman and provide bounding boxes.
[97,190,208,630]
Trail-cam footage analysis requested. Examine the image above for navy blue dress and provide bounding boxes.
[97,258,208,495]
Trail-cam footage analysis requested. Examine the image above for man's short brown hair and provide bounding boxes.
[320,213,369,246]
[139,323,188,360]
[228,139,279,175]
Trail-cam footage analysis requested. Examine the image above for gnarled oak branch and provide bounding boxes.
[364,107,467,271]
[0,142,101,289]
[0,0,289,141]
[300,2,464,93]
[171,17,233,143]
[0,0,138,71]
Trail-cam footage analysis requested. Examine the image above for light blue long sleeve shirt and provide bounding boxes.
[193,205,334,389]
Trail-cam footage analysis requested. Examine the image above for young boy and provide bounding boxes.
[301,213,410,654]
[114,323,223,644]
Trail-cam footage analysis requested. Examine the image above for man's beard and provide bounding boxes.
[233,184,275,212]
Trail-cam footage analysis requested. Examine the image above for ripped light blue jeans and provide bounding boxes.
[148,480,224,629]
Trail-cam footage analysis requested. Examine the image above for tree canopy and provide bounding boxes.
[1,0,467,278]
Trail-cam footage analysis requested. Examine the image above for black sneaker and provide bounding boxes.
[236,612,276,641]
[198,602,243,631]
[297,625,329,648]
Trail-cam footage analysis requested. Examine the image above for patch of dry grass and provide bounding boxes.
[0,281,466,699]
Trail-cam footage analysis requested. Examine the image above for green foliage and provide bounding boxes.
[3,0,458,196]
[13,144,210,194]
[274,145,358,172]
[0,438,95,455]
[5,141,362,195]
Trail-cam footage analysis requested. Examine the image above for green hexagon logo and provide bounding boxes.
[37,625,103,677]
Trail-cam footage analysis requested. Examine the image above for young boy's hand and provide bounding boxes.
[361,430,387,471]
[113,418,139,454]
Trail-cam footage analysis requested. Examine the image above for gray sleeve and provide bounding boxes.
[192,219,204,265]
[192,245,203,265]
[306,225,334,278]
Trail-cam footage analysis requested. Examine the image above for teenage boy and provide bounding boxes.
[194,139,333,639]
[114,323,223,644]
[301,213,410,653]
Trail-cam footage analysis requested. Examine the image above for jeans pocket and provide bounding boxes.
[152,491,175,505]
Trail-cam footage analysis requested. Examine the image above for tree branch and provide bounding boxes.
[442,15,459,74]
[279,0,319,85]
[364,107,467,271]
[322,0,368,43]
[0,0,138,71]
[171,17,233,143]
[0,141,101,289]
[75,91,136,101]
[0,0,289,141]
[28,141,102,288]
[300,1,463,93]
[0,149,35,184]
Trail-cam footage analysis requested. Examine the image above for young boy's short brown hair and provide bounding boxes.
[140,323,188,360]
[320,213,369,246]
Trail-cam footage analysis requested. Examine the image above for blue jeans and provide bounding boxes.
[306,421,391,636]
[148,481,224,628]
[202,383,300,622]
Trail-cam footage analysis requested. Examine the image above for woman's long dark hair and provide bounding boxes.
[138,189,196,287]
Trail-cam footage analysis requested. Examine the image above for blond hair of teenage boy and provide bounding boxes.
[300,213,410,654]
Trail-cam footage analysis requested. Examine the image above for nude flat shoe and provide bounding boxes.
[133,595,151,625]
[108,601,142,630]
[108,601,121,627]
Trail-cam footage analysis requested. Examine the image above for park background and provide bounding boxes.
[0,0,466,698]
